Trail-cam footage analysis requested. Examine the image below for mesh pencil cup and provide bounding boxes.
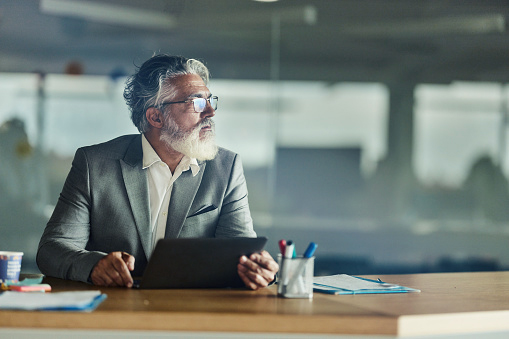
[277,254,314,299]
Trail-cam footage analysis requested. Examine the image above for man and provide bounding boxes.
[37,55,278,290]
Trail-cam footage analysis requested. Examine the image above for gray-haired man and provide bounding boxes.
[37,55,278,290]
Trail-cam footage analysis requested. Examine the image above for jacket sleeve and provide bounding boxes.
[214,154,257,238]
[37,148,106,283]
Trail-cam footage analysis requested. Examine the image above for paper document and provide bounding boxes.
[0,290,106,311]
[313,274,420,295]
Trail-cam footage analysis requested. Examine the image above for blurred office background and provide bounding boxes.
[1,0,509,275]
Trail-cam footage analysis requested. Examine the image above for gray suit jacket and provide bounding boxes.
[37,134,256,282]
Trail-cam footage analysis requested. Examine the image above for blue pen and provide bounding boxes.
[303,242,317,258]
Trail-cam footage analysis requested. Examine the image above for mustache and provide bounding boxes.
[198,118,214,129]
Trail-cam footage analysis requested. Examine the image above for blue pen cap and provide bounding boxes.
[303,242,317,258]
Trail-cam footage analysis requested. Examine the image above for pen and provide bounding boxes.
[303,242,317,258]
[278,239,287,255]
[281,240,295,292]
[10,284,52,292]
[287,242,318,295]
[284,240,294,259]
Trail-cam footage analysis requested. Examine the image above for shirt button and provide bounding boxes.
[163,212,167,216]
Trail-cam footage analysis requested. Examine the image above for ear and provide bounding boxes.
[146,107,164,129]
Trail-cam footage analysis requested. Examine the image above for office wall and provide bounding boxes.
[2,74,509,274]
[1,1,509,275]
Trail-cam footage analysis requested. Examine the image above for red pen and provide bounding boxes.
[278,239,287,255]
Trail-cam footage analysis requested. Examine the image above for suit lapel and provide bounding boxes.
[120,135,151,260]
[165,161,206,238]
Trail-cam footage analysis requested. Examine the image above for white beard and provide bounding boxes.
[160,116,218,161]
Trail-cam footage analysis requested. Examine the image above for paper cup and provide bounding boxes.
[0,251,23,283]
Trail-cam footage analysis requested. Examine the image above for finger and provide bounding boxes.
[103,266,123,287]
[91,271,107,286]
[95,254,123,287]
[238,260,263,289]
[240,255,273,282]
[252,252,279,280]
[248,258,279,285]
[238,259,270,288]
[250,252,279,272]
[122,252,136,271]
[237,266,259,290]
[91,259,113,286]
[267,259,279,274]
[241,268,269,288]
[239,255,262,272]
[261,250,275,260]
[111,256,133,287]
[95,268,117,287]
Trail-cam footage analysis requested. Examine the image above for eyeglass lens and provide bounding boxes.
[193,97,218,112]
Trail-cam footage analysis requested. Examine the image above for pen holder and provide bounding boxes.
[277,254,314,299]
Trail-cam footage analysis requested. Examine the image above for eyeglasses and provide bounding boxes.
[159,96,218,113]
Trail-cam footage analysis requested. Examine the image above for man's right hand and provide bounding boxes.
[90,251,135,288]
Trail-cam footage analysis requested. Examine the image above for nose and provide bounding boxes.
[201,100,215,118]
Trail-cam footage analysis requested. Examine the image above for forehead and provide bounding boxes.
[167,73,209,98]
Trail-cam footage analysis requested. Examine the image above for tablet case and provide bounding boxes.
[138,237,268,289]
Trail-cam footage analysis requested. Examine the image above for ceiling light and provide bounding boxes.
[40,0,177,30]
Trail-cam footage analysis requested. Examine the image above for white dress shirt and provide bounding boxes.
[141,134,200,255]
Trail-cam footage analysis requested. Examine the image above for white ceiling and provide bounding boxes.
[1,0,509,84]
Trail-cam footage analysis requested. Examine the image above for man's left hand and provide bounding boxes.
[237,250,279,290]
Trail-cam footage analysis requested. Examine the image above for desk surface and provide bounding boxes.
[1,271,509,337]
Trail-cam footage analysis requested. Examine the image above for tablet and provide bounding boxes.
[138,237,268,289]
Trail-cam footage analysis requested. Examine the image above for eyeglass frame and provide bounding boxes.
[158,96,218,113]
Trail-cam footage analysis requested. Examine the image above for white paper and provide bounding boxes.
[313,274,400,291]
[0,291,103,310]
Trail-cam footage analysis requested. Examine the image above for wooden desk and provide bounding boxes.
[1,272,509,337]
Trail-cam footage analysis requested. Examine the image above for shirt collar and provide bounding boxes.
[178,155,200,176]
[141,134,200,176]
